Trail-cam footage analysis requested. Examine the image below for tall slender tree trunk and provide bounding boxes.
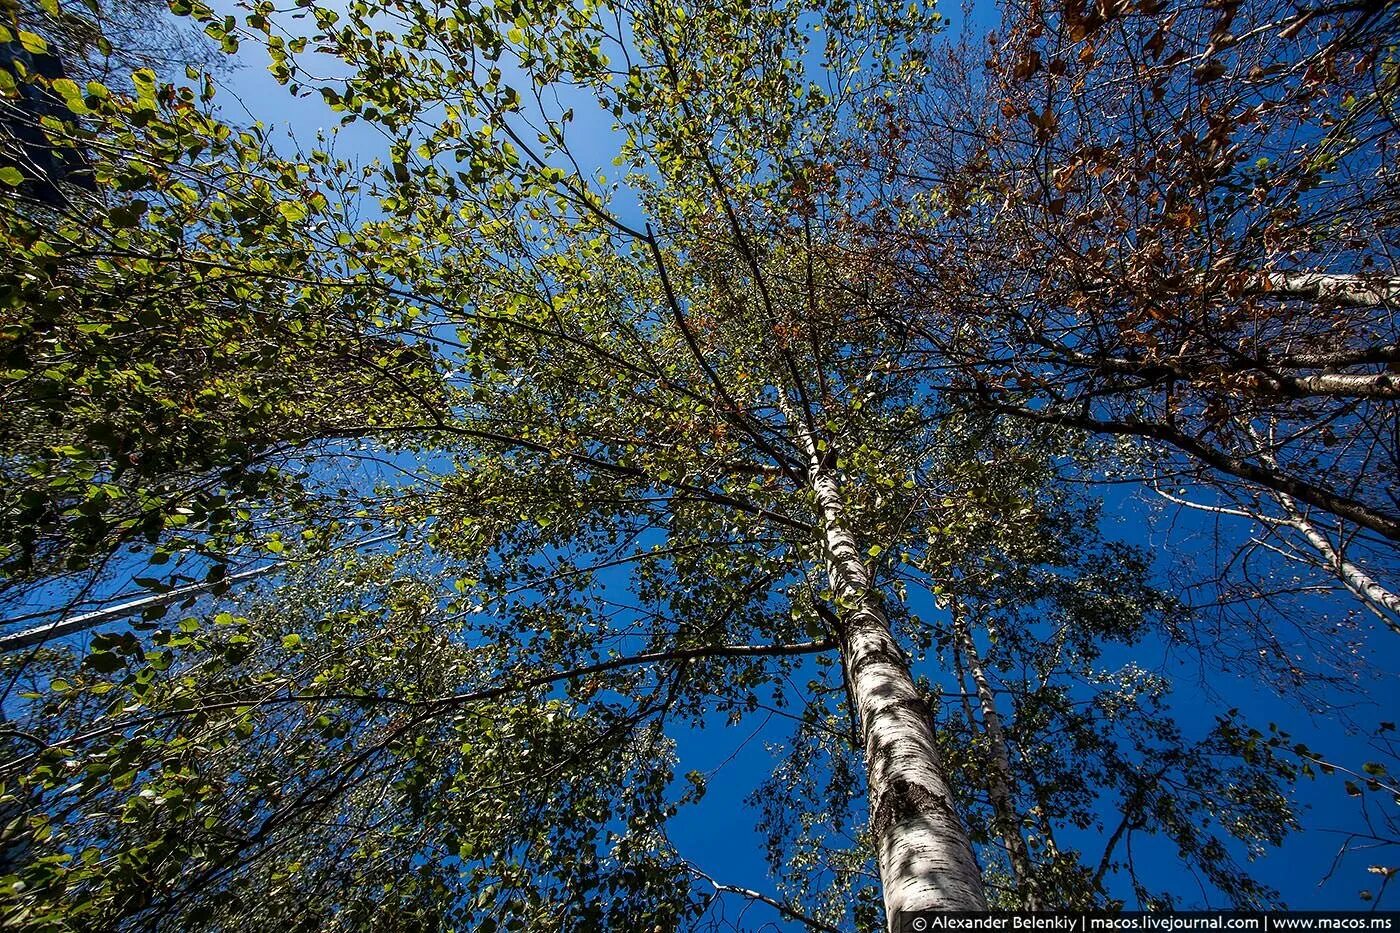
[1275,492,1400,632]
[1022,769,1061,859]
[0,533,398,653]
[1244,422,1400,632]
[952,604,1038,909]
[1262,271,1400,307]
[790,418,987,924]
[0,563,280,652]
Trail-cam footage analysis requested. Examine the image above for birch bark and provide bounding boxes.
[953,607,1039,908]
[789,416,987,923]
[1243,423,1400,633]
[1262,272,1400,307]
[1276,494,1400,633]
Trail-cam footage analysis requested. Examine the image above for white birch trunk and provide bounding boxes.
[1262,272,1400,307]
[1276,371,1400,399]
[790,420,987,924]
[1243,423,1400,632]
[1277,495,1400,632]
[0,533,397,652]
[954,610,1038,908]
[0,564,278,652]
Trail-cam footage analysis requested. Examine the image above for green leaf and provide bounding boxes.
[18,30,49,54]
[0,167,24,186]
[84,651,126,674]
[277,200,310,222]
[51,78,82,101]
[107,201,149,227]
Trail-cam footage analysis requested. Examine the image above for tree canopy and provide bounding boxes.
[1,0,1397,928]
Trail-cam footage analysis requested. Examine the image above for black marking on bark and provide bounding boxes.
[870,777,958,842]
[844,636,910,680]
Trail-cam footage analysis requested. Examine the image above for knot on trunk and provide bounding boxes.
[870,777,957,842]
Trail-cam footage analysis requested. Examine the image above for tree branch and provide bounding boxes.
[978,395,1400,540]
[688,866,844,933]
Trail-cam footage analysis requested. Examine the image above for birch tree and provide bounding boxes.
[878,0,1400,615]
[217,0,1001,917]
[0,0,1369,926]
[4,0,994,921]
[0,33,445,634]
